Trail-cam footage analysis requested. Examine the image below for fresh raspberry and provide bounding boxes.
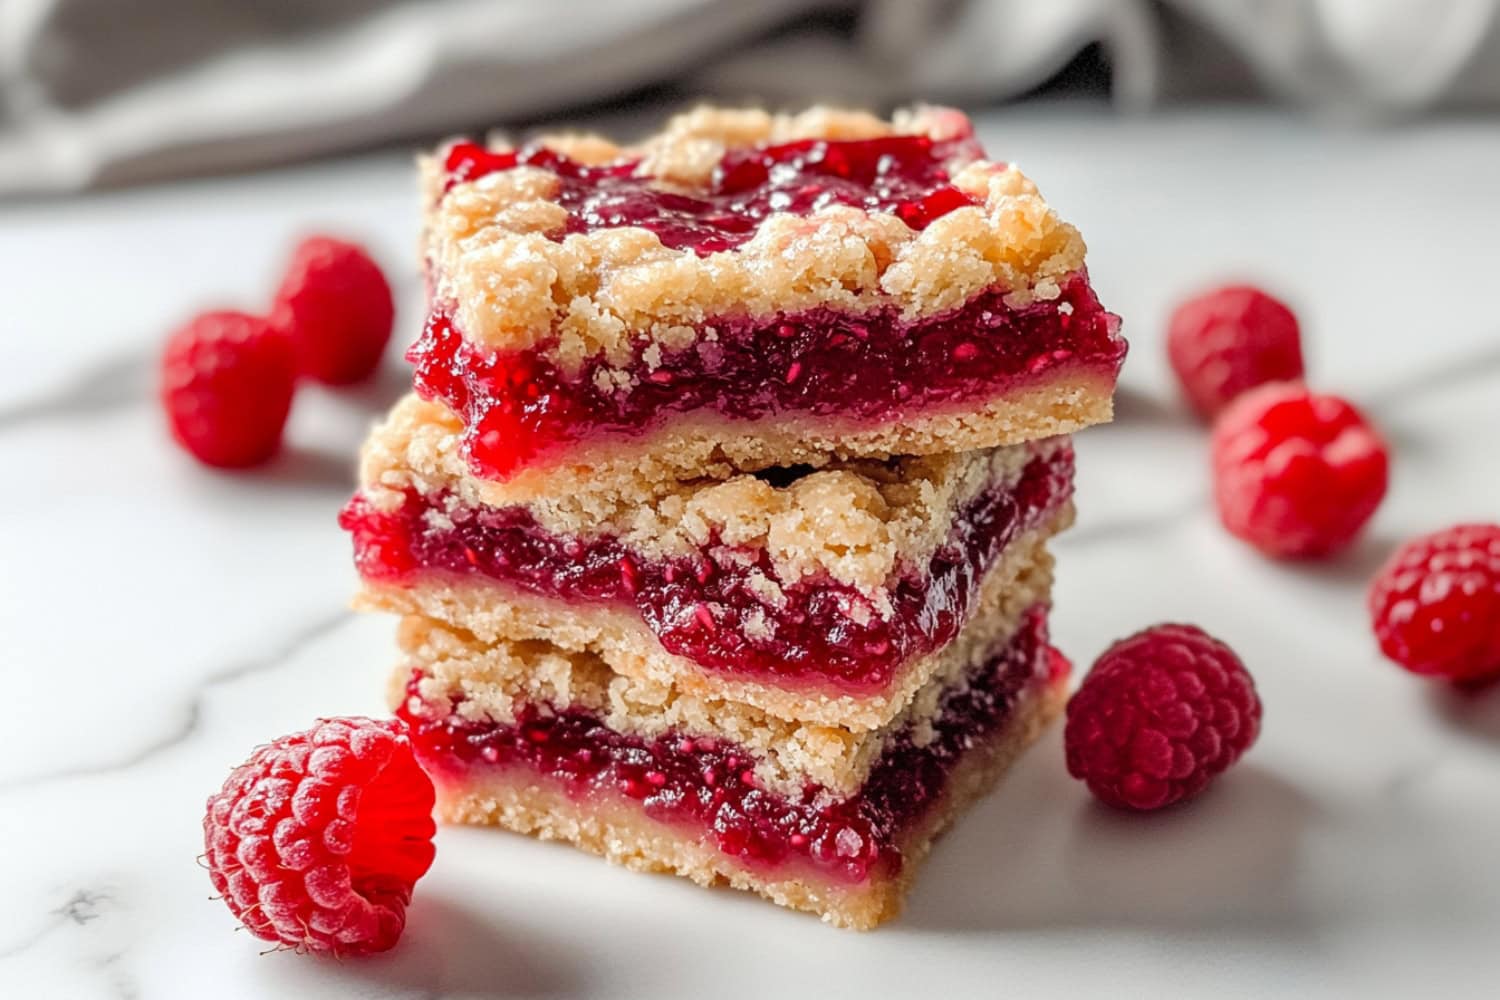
[160,310,296,468]
[1065,624,1261,811]
[1167,284,1304,419]
[273,236,394,385]
[1211,383,1388,558]
[1368,524,1500,683]
[203,717,436,956]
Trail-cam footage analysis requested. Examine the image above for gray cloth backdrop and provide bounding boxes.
[3,0,1499,193]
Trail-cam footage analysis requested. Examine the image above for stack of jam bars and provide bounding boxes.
[341,106,1125,929]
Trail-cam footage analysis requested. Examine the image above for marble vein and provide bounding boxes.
[1065,495,1205,547]
[97,951,142,1000]
[0,610,350,794]
[0,889,112,961]
[1366,340,1500,408]
[0,347,149,431]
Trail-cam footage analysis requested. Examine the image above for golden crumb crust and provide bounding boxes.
[423,666,1067,930]
[360,394,1065,601]
[419,104,1088,370]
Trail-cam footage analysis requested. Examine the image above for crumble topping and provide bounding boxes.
[419,104,1088,371]
[360,394,1057,599]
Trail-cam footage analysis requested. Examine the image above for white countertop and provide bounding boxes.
[3,107,1499,999]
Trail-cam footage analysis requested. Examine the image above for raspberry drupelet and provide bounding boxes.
[202,717,436,956]
[1065,624,1261,811]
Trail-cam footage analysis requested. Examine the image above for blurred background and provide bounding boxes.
[3,0,1500,193]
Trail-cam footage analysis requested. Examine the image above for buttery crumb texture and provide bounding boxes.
[420,104,1089,366]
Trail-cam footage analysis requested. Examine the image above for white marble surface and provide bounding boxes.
[3,107,1499,999]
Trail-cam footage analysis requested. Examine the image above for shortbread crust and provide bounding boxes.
[416,651,1067,930]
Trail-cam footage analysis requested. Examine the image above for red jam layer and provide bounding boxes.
[411,275,1123,481]
[442,131,984,255]
[342,443,1072,694]
[402,605,1057,884]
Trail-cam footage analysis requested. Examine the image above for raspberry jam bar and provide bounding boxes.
[392,595,1066,929]
[344,396,1074,729]
[343,100,1124,928]
[414,105,1125,497]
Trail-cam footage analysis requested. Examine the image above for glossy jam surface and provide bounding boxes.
[411,276,1123,480]
[403,606,1056,883]
[443,133,981,255]
[342,445,1071,693]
